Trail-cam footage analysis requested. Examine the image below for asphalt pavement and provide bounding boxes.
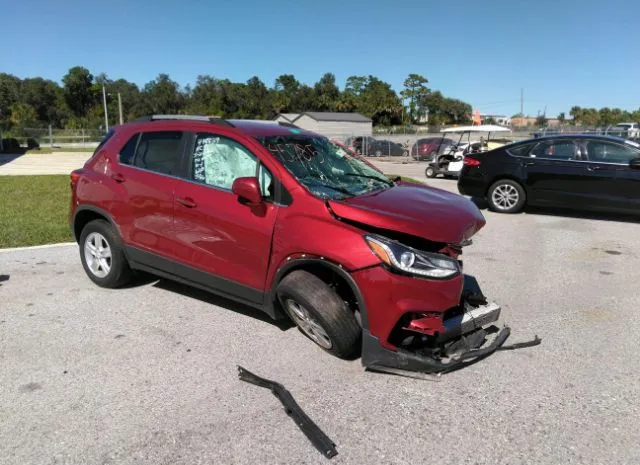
[1,171,640,465]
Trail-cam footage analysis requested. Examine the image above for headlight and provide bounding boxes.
[365,235,460,279]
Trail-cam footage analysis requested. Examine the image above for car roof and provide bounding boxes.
[115,115,321,138]
[523,133,631,144]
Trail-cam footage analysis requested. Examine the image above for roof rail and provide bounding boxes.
[277,121,300,129]
[134,114,234,126]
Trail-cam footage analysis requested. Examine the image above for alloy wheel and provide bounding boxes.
[491,184,520,210]
[284,299,333,349]
[83,232,112,278]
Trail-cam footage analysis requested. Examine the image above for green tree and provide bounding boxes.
[272,74,300,113]
[245,76,270,118]
[400,73,429,123]
[536,114,548,126]
[344,76,368,97]
[62,66,96,118]
[356,76,403,125]
[558,112,566,124]
[140,74,185,114]
[9,102,38,128]
[187,75,223,116]
[20,78,64,125]
[0,73,21,124]
[312,73,340,111]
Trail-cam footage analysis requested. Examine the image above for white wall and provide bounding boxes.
[292,115,372,137]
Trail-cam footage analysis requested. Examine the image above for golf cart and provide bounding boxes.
[425,125,512,179]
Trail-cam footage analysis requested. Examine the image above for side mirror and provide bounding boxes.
[232,177,262,205]
[629,158,640,170]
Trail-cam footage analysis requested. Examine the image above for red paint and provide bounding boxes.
[327,182,486,244]
[70,117,487,350]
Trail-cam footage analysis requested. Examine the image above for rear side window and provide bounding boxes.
[118,133,140,165]
[132,131,183,175]
[506,142,534,157]
[94,129,115,154]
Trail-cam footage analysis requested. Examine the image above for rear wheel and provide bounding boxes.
[487,179,526,213]
[79,219,133,288]
[276,270,361,358]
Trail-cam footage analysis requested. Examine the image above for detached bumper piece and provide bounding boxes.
[237,366,338,459]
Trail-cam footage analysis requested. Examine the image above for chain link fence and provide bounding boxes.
[1,127,103,152]
[324,124,640,160]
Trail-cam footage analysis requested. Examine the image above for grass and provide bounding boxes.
[386,174,424,184]
[0,175,73,248]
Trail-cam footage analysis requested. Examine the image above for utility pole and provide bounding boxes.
[117,92,123,125]
[520,88,523,117]
[102,85,109,132]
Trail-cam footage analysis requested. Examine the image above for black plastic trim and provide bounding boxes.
[124,245,268,311]
[237,366,338,459]
[71,205,118,242]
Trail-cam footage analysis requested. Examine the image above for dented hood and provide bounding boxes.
[327,182,486,244]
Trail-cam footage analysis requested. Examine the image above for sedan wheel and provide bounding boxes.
[487,180,526,213]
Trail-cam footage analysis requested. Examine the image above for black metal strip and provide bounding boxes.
[237,366,338,459]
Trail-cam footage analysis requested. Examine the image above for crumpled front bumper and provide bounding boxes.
[360,297,540,377]
[361,325,512,377]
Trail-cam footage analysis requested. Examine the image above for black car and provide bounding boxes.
[457,134,640,214]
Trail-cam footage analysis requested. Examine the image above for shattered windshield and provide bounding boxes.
[256,134,394,200]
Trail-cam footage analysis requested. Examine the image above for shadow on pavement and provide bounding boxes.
[152,278,293,331]
[469,196,639,224]
[0,153,24,167]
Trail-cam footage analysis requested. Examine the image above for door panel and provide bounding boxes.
[172,132,279,299]
[523,139,586,206]
[107,130,186,260]
[583,139,640,211]
[615,166,640,211]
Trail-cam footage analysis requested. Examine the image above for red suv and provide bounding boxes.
[69,115,512,375]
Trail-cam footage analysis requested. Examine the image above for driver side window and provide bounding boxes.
[191,133,273,199]
[586,141,638,164]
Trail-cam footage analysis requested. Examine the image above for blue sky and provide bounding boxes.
[2,0,639,117]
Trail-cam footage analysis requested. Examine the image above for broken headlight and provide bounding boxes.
[365,235,460,279]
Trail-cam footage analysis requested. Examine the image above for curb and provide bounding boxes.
[0,242,77,253]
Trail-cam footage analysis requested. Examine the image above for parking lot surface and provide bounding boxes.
[2,171,640,465]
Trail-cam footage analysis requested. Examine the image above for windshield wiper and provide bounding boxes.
[344,173,393,185]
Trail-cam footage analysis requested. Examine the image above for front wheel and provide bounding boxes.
[276,270,361,358]
[425,166,436,178]
[487,179,526,213]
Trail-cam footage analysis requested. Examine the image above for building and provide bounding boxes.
[480,114,511,126]
[274,112,373,137]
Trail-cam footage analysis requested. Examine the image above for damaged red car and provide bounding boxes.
[69,115,531,376]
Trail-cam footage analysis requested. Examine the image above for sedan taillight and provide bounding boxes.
[464,157,480,167]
